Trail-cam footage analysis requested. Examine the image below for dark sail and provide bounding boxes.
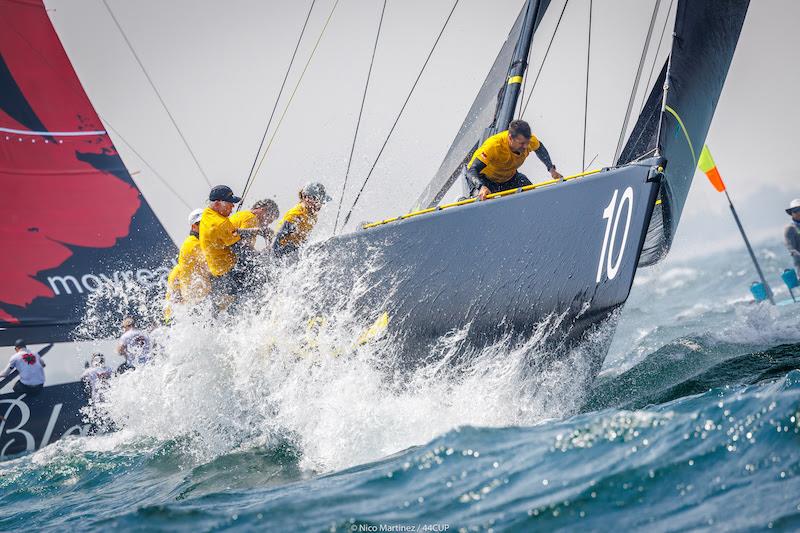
[618,0,750,265]
[0,0,176,345]
[414,0,551,210]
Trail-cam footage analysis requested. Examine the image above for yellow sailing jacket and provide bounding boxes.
[276,202,317,249]
[178,234,210,300]
[467,130,540,183]
[164,264,181,321]
[199,207,240,276]
[229,210,259,248]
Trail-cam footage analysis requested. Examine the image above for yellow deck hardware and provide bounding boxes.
[363,168,603,230]
[357,312,390,345]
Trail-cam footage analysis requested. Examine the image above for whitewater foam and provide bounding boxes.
[76,251,613,473]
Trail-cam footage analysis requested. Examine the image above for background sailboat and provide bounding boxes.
[1,0,174,456]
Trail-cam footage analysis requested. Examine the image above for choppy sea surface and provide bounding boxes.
[1,241,799,532]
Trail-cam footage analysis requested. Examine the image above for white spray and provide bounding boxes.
[81,249,614,472]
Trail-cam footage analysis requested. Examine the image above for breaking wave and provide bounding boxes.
[76,248,615,472]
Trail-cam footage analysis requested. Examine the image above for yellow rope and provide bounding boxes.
[664,104,697,167]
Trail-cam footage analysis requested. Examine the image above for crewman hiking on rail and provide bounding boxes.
[466,119,563,201]
[0,339,46,395]
[165,208,210,321]
[229,199,281,291]
[199,185,248,299]
[116,317,152,373]
[178,208,211,301]
[229,198,280,251]
[273,182,331,257]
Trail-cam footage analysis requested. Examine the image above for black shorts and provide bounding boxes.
[116,362,135,375]
[13,381,43,395]
[210,266,247,298]
[480,172,533,195]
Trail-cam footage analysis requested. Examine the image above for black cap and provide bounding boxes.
[14,338,26,348]
[209,185,242,204]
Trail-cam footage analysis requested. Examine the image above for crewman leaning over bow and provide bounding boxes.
[466,119,563,201]
[199,185,245,298]
[273,182,331,258]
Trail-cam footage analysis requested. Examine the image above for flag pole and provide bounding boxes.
[723,189,775,304]
[699,145,775,304]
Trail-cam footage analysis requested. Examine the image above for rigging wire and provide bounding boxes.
[102,0,212,188]
[639,0,675,114]
[521,0,569,116]
[239,0,316,211]
[341,0,460,229]
[581,0,592,172]
[4,12,194,210]
[103,122,192,209]
[241,0,340,205]
[612,0,661,164]
[333,0,388,235]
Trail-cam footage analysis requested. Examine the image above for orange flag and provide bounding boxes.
[698,145,726,192]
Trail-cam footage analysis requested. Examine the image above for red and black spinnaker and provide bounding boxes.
[0,0,175,345]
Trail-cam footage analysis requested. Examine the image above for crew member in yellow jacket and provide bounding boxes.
[229,198,280,250]
[199,185,245,297]
[178,208,210,301]
[273,182,331,257]
[164,208,210,320]
[466,119,562,200]
[164,262,181,322]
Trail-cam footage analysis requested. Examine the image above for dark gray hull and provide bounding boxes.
[0,382,88,458]
[315,160,661,368]
[0,161,660,459]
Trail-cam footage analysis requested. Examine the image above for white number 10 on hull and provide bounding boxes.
[596,187,634,284]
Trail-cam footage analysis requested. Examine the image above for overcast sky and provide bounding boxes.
[46,0,799,263]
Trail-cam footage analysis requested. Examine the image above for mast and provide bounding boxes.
[414,0,551,209]
[493,0,543,133]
